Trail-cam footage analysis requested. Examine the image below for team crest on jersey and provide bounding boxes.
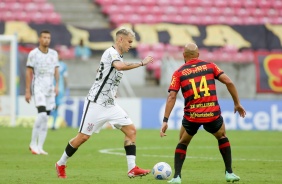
[87,123,94,132]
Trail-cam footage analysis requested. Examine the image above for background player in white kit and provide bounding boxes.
[55,27,153,179]
[25,30,59,155]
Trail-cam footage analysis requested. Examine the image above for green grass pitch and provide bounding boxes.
[0,127,281,184]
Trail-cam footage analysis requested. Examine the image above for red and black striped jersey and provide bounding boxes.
[168,59,224,123]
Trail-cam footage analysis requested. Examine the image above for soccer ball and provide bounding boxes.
[152,162,172,180]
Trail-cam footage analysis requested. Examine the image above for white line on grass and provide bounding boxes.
[99,147,282,162]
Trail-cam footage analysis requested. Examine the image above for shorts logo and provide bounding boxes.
[87,123,94,132]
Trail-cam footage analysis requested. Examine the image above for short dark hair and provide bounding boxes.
[39,30,51,37]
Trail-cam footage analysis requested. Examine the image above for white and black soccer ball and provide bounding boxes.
[152,162,172,180]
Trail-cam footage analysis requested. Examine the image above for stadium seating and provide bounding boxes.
[95,0,282,26]
[0,0,61,24]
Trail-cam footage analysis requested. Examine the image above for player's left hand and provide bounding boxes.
[55,86,59,96]
[160,122,168,137]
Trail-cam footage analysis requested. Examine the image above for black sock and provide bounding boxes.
[174,143,187,178]
[124,145,136,156]
[218,137,232,173]
[65,143,78,157]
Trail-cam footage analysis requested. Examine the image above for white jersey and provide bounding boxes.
[87,46,123,106]
[26,48,59,96]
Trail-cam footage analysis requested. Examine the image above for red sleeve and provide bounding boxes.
[211,63,224,78]
[168,70,181,92]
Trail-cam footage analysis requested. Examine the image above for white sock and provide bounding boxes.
[57,151,69,166]
[126,155,136,172]
[37,112,48,150]
[30,112,47,147]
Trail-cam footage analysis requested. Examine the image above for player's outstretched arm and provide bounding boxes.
[113,56,154,71]
[160,91,178,137]
[218,73,246,118]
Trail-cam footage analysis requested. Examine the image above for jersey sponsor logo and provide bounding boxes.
[190,112,214,118]
[170,76,177,87]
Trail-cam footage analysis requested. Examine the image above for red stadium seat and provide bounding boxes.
[242,0,257,8]
[115,0,128,5]
[242,16,259,25]
[136,44,151,53]
[177,6,193,16]
[141,0,157,6]
[17,11,32,22]
[270,17,282,24]
[110,14,126,27]
[235,8,250,17]
[258,0,272,9]
[143,15,159,24]
[214,0,228,7]
[128,14,143,24]
[199,0,213,7]
[8,2,24,12]
[123,5,135,14]
[95,0,113,6]
[150,6,163,15]
[18,0,33,2]
[185,0,200,7]
[163,6,178,15]
[206,7,221,16]
[0,2,8,11]
[157,0,170,6]
[2,11,17,21]
[31,12,46,24]
[229,16,243,25]
[273,0,282,8]
[33,0,46,2]
[201,15,216,25]
[102,5,119,14]
[46,12,61,24]
[152,43,165,53]
[222,7,235,16]
[136,6,150,15]
[227,0,242,8]
[40,3,55,13]
[24,2,39,12]
[170,0,185,7]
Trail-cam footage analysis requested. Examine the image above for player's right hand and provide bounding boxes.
[142,56,154,66]
[160,122,168,137]
[234,104,246,118]
[25,92,31,103]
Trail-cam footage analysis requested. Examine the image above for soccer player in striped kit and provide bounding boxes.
[55,27,153,179]
[160,43,246,184]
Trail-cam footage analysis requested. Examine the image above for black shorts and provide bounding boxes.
[182,115,223,136]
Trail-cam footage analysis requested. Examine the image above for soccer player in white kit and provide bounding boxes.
[55,27,154,179]
[25,30,59,155]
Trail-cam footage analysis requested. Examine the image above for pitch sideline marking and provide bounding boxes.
[99,147,282,162]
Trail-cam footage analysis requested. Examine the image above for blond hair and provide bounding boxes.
[116,27,135,38]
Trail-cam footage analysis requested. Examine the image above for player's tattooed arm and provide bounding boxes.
[124,62,143,67]
[113,56,153,71]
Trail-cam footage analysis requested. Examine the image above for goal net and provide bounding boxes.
[0,35,18,127]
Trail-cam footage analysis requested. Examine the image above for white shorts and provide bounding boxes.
[33,92,56,111]
[78,99,133,135]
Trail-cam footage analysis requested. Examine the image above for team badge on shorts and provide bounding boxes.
[87,123,94,132]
